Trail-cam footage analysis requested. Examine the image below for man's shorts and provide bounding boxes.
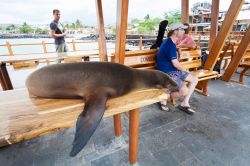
[55,43,68,54]
[167,71,189,90]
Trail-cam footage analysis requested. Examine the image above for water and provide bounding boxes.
[0,38,138,91]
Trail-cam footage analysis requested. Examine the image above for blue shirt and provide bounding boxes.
[156,38,178,73]
[50,21,65,45]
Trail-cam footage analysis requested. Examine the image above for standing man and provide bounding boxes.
[50,9,68,63]
[156,23,198,114]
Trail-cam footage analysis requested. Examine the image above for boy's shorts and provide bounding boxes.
[167,71,189,90]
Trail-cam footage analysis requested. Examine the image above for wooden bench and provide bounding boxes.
[0,88,169,164]
[9,52,95,70]
[237,62,250,84]
[112,49,220,96]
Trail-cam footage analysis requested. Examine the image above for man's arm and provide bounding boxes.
[171,59,188,72]
[50,29,67,38]
[50,22,67,39]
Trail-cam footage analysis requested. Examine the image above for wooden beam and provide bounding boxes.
[113,0,130,140]
[114,0,129,64]
[222,26,250,81]
[129,109,140,165]
[208,0,220,50]
[95,0,108,61]
[181,0,189,23]
[204,0,244,70]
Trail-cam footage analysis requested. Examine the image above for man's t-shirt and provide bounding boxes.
[50,21,65,45]
[156,38,178,73]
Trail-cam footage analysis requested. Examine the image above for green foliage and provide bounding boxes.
[134,15,161,33]
[19,22,33,33]
[35,28,49,34]
[163,10,181,25]
[6,24,16,31]
[75,19,83,29]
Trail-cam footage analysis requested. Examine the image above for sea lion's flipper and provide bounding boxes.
[70,93,108,157]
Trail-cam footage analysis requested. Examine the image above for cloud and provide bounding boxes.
[0,0,240,26]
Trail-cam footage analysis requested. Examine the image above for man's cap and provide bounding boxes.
[169,23,188,31]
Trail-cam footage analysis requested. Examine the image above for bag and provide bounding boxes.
[150,20,168,49]
[201,49,220,74]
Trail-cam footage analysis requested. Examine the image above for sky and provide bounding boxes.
[0,0,248,26]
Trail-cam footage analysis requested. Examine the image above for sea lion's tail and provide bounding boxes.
[70,93,108,157]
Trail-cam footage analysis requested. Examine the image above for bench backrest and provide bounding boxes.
[111,49,157,69]
[111,48,202,71]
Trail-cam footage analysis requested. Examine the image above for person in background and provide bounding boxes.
[156,23,198,115]
[50,9,68,63]
[176,23,196,49]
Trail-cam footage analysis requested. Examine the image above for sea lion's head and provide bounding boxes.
[153,70,179,92]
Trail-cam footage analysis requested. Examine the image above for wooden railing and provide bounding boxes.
[0,31,245,57]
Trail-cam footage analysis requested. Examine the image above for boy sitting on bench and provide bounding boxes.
[157,23,198,114]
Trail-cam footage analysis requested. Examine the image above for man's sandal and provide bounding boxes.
[158,102,170,111]
[177,105,195,115]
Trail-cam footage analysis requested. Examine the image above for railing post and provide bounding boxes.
[6,42,14,56]
[139,36,142,50]
[42,41,48,53]
[72,39,77,51]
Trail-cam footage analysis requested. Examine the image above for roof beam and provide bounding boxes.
[181,0,189,23]
[95,0,108,61]
[114,0,129,64]
[222,26,250,81]
[204,0,244,70]
[208,0,220,50]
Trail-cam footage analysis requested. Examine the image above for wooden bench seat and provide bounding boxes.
[112,49,220,96]
[0,88,169,163]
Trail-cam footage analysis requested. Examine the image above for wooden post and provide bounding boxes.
[112,0,129,139]
[209,0,219,51]
[42,41,48,53]
[204,0,244,71]
[72,39,77,52]
[0,63,13,90]
[113,114,122,136]
[139,36,142,50]
[181,0,189,23]
[222,26,250,81]
[114,0,129,64]
[6,42,14,56]
[129,109,140,165]
[95,0,108,62]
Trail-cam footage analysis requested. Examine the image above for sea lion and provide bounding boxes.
[25,62,178,157]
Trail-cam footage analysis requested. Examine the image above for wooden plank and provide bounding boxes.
[204,0,244,70]
[209,0,220,50]
[95,0,108,62]
[0,88,169,147]
[114,0,129,64]
[222,26,250,81]
[181,0,189,23]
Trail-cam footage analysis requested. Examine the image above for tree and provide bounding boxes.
[75,19,83,29]
[19,22,33,33]
[35,28,49,34]
[144,14,150,20]
[163,10,181,25]
[135,16,161,34]
[6,24,16,33]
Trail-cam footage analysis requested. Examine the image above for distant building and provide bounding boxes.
[189,1,250,32]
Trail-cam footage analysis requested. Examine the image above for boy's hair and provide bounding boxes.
[53,9,60,14]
